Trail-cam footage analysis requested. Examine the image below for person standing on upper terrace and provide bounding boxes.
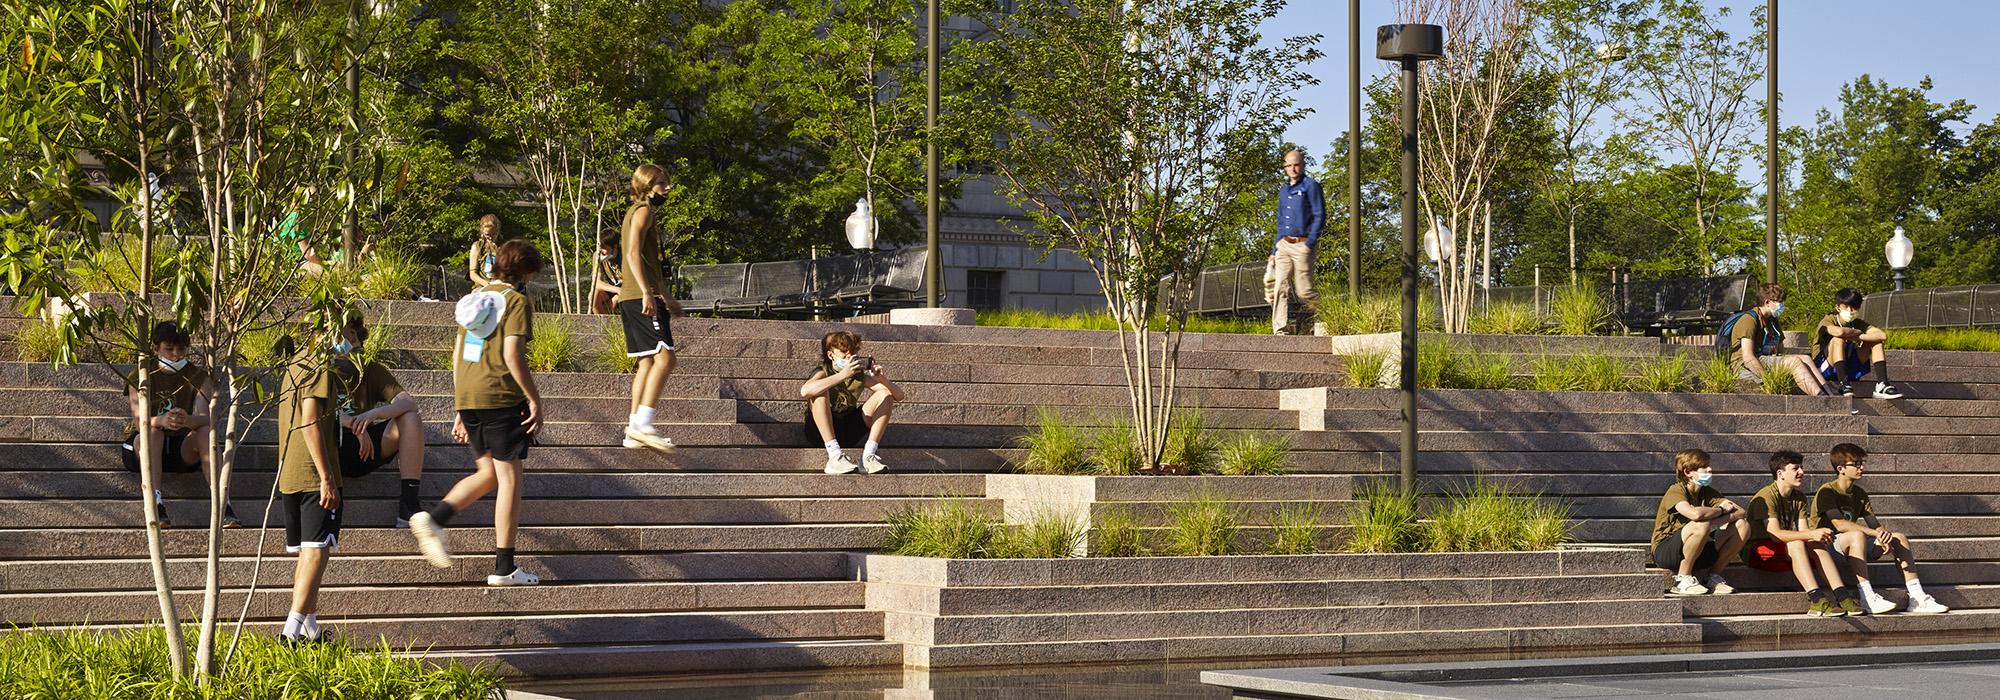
[1269,149,1323,335]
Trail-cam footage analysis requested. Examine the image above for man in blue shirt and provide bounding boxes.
[1270,149,1324,334]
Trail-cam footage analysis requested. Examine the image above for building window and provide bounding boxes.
[967,270,1005,310]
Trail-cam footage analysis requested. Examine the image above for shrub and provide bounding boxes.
[1468,301,1542,335]
[594,324,638,373]
[992,509,1086,558]
[0,625,505,699]
[525,319,581,373]
[1164,493,1238,556]
[236,326,289,368]
[1343,349,1388,388]
[354,250,425,300]
[1217,432,1291,476]
[1315,294,1399,335]
[1550,284,1608,336]
[1420,340,1512,390]
[13,319,62,362]
[1016,407,1089,475]
[1089,506,1148,557]
[1088,417,1144,476]
[883,501,999,558]
[1576,353,1628,392]
[1891,328,2000,353]
[1758,363,1799,395]
[1527,354,1583,392]
[1270,503,1323,555]
[1528,353,1625,392]
[1421,479,1572,552]
[1345,483,1422,553]
[1697,356,1742,394]
[1632,353,1693,393]
[1163,405,1219,473]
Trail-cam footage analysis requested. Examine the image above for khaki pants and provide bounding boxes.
[1271,238,1316,332]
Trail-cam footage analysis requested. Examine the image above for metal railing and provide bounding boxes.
[1862,285,2000,329]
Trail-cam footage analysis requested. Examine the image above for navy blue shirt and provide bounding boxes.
[1273,174,1326,253]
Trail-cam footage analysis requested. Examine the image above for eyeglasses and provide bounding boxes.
[1837,462,1866,469]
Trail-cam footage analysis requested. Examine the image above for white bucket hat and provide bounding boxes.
[455,290,507,339]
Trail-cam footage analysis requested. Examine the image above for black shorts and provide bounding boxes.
[282,491,341,553]
[121,433,199,473]
[1653,532,1721,572]
[338,420,392,478]
[805,408,870,446]
[462,403,533,461]
[618,299,676,357]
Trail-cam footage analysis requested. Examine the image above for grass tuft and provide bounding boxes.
[1697,356,1742,394]
[1550,284,1608,336]
[1163,492,1238,556]
[1163,405,1219,473]
[13,319,62,362]
[1217,432,1291,475]
[1890,327,2000,353]
[1343,350,1388,388]
[1468,301,1542,335]
[1089,506,1148,557]
[1269,503,1324,555]
[525,319,581,373]
[883,501,999,558]
[1344,482,1422,553]
[1758,363,1799,395]
[354,250,425,300]
[1015,407,1089,475]
[594,324,638,373]
[992,509,1086,558]
[1420,479,1572,552]
[1088,416,1145,476]
[1632,353,1693,393]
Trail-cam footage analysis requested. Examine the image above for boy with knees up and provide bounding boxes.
[801,331,908,475]
[1743,450,1856,617]
[1652,449,1749,596]
[329,313,427,527]
[1815,288,1902,399]
[1815,443,1948,614]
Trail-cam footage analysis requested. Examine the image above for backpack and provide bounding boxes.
[1715,310,1781,359]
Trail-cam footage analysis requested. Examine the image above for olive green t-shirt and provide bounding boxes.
[1650,482,1726,547]
[276,360,341,495]
[471,237,500,283]
[1747,482,1809,542]
[597,252,623,289]
[454,283,534,410]
[614,205,664,304]
[1726,312,1767,370]
[124,362,212,438]
[1813,313,1873,358]
[1812,480,1876,530]
[333,359,404,416]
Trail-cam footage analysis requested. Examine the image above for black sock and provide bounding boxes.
[1833,586,1851,600]
[224,504,238,519]
[427,502,457,526]
[495,547,516,576]
[1874,361,1890,383]
[1806,588,1825,602]
[398,480,421,510]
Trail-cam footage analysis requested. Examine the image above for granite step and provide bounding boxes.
[1697,605,2000,642]
[0,551,854,593]
[0,523,898,559]
[883,573,1665,616]
[0,443,1021,474]
[0,471,988,501]
[1680,583,2000,618]
[859,549,1649,588]
[444,639,904,678]
[902,598,1685,645]
[40,608,885,650]
[0,496,1002,529]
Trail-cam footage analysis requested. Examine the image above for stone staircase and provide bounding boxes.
[6,295,2000,674]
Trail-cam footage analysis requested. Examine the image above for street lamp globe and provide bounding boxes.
[1424,220,1454,264]
[845,197,877,251]
[1885,224,1914,290]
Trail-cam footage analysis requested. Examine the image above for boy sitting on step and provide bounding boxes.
[1813,443,1948,615]
[801,331,908,474]
[122,321,239,528]
[329,314,428,527]
[1652,449,1749,596]
[1813,288,1902,399]
[1743,450,1856,617]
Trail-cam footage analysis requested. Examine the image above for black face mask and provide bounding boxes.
[649,194,667,206]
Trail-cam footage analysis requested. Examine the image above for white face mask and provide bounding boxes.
[159,357,188,372]
[1837,308,1856,323]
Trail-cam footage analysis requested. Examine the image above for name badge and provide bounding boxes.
[462,334,486,363]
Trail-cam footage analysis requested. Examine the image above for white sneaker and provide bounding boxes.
[407,511,453,569]
[1908,594,1950,614]
[1667,574,1708,597]
[1873,384,1905,400]
[623,425,676,453]
[1864,591,1900,615]
[824,455,859,475]
[1705,574,1735,595]
[487,567,541,587]
[861,453,888,474]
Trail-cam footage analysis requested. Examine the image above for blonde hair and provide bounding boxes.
[630,164,670,204]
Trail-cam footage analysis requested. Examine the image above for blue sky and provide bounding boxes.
[1265,0,2000,162]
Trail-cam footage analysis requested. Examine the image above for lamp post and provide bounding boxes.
[1347,0,1362,299]
[1378,23,1443,497]
[1764,0,1779,285]
[1886,225,1913,291]
[924,0,941,307]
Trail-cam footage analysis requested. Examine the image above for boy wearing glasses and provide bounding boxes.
[1814,443,1949,614]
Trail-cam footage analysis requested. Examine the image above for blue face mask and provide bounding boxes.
[1769,302,1785,318]
[333,339,354,355]
[831,357,850,371]
[1692,473,1714,487]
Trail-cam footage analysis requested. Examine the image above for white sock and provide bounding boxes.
[283,611,305,637]
[1907,579,1926,599]
[632,406,656,430]
[1858,581,1876,600]
[863,441,880,459]
[302,613,320,638]
[154,489,165,504]
[825,440,842,459]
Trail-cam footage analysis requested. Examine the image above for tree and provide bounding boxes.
[1396,0,1534,332]
[953,0,1317,467]
[1525,0,1640,282]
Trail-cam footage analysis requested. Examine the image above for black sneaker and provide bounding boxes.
[1838,383,1855,397]
[223,505,242,529]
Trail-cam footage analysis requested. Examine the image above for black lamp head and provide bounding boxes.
[1376,24,1444,62]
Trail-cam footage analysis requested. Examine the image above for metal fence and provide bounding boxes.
[1862,285,2000,329]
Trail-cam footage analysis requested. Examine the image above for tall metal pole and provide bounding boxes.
[1764,0,1778,284]
[1397,57,1420,497]
[1348,0,1362,299]
[925,0,941,307]
[343,0,362,264]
